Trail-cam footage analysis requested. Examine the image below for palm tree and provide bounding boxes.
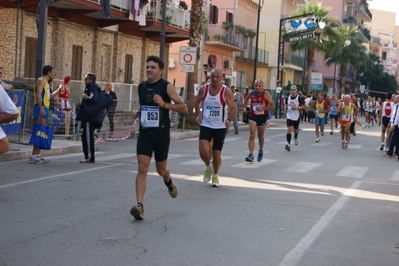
[186,0,204,123]
[357,53,384,92]
[289,3,338,93]
[324,25,367,96]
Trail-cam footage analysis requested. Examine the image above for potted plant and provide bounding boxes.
[222,21,234,29]
[213,34,222,41]
[165,15,173,25]
[246,29,256,39]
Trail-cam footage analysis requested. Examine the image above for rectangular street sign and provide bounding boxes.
[180,64,194,73]
[288,32,315,42]
[179,47,197,65]
[311,72,323,90]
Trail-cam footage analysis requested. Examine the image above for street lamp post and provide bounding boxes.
[252,0,263,88]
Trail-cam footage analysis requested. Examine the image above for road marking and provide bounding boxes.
[180,156,232,165]
[231,159,277,168]
[279,181,362,266]
[0,163,125,190]
[224,137,242,142]
[47,152,105,159]
[284,162,322,173]
[96,153,135,162]
[310,142,332,147]
[335,166,370,178]
[347,144,362,149]
[390,170,399,181]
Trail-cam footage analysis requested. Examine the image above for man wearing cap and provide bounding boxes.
[243,79,274,162]
[284,85,307,151]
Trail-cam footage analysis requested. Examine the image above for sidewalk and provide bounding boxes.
[1,119,283,162]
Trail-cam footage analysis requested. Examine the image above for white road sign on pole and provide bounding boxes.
[180,65,194,73]
[179,47,197,65]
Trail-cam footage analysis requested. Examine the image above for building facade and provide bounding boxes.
[0,0,190,84]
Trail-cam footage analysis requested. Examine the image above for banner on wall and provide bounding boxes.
[3,91,25,135]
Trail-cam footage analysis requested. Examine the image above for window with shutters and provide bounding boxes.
[225,11,233,23]
[71,45,83,80]
[24,37,37,78]
[209,4,219,24]
[124,54,133,83]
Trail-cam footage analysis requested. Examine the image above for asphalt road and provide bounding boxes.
[1,121,399,266]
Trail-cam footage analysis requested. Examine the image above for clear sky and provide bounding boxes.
[368,0,399,25]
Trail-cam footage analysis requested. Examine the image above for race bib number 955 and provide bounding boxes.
[141,105,160,127]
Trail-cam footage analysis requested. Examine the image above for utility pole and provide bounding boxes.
[35,0,53,79]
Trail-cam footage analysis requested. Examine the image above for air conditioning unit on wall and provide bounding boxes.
[168,59,176,68]
[223,60,233,69]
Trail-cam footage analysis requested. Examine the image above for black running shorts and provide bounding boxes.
[136,130,170,162]
[199,126,227,151]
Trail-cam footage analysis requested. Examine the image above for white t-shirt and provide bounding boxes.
[0,84,19,139]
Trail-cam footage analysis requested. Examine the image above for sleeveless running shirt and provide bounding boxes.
[286,94,300,121]
[34,77,50,109]
[138,78,170,132]
[201,84,227,129]
[382,101,392,117]
[249,90,268,116]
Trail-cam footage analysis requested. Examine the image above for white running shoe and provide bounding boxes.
[211,175,219,187]
[203,166,212,183]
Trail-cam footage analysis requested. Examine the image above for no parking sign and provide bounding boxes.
[179,47,197,65]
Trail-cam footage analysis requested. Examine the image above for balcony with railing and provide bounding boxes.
[283,54,316,71]
[205,24,248,52]
[2,0,189,43]
[371,36,382,46]
[354,0,372,22]
[236,46,269,65]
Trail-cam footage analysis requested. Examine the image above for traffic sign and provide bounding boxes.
[179,47,197,65]
[180,65,194,73]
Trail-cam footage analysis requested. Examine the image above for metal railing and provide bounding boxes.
[146,0,190,29]
[206,25,249,49]
[87,0,130,12]
[283,54,316,70]
[237,46,269,64]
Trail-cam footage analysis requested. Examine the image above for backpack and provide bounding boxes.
[81,92,113,118]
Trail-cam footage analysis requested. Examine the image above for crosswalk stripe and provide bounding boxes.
[347,144,362,149]
[284,162,322,173]
[224,137,242,142]
[48,152,105,160]
[390,170,399,181]
[335,166,370,178]
[96,153,135,162]
[180,156,232,165]
[310,142,333,147]
[231,159,277,168]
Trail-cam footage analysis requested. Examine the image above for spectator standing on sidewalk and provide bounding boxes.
[229,86,240,134]
[58,75,72,139]
[97,82,118,138]
[29,65,60,164]
[130,56,186,220]
[79,73,104,163]
[0,85,19,155]
[243,79,274,162]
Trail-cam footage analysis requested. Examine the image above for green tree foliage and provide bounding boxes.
[324,25,367,96]
[357,53,384,91]
[367,72,398,94]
